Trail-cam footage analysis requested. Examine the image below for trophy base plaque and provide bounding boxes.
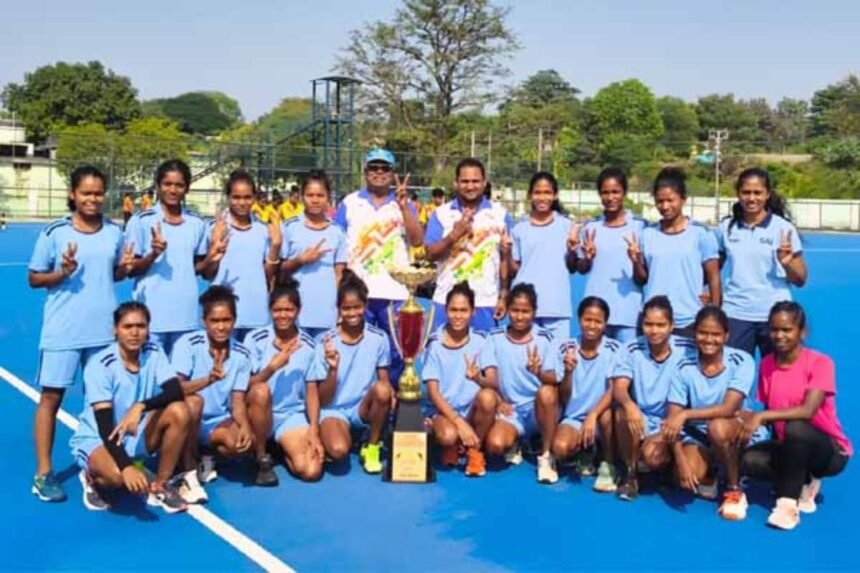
[384,401,435,483]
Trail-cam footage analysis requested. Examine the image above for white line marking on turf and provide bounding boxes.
[0,262,28,267]
[0,365,295,573]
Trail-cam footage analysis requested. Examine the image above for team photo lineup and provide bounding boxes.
[29,148,852,534]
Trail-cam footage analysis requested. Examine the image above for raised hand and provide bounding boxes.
[777,229,794,267]
[270,337,300,371]
[581,228,597,261]
[208,348,227,385]
[323,335,339,370]
[622,232,641,265]
[61,242,78,277]
[526,345,543,377]
[464,353,480,383]
[563,345,578,373]
[267,210,283,251]
[451,208,474,242]
[150,222,167,256]
[109,402,146,445]
[208,212,230,263]
[394,173,411,210]
[499,228,512,257]
[298,239,332,265]
[120,242,136,275]
[566,222,581,252]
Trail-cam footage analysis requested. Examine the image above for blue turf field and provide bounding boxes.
[1,223,858,571]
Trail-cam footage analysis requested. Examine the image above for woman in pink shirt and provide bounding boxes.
[738,301,852,530]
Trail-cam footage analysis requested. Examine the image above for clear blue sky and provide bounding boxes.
[1,0,857,120]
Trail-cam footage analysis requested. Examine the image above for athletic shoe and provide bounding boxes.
[198,455,218,483]
[32,472,66,503]
[536,452,559,484]
[593,461,618,493]
[147,481,188,514]
[617,476,639,501]
[505,444,524,466]
[718,489,748,521]
[574,451,596,477]
[696,480,719,500]
[173,469,208,504]
[799,478,821,514]
[78,470,109,511]
[767,497,801,530]
[254,455,279,487]
[360,442,383,474]
[464,448,486,477]
[440,445,460,468]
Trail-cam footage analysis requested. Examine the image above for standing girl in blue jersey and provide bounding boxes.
[70,302,189,513]
[628,168,721,337]
[612,296,697,501]
[552,297,622,492]
[483,283,562,484]
[171,286,253,504]
[663,306,757,520]
[125,159,226,355]
[245,280,327,485]
[29,165,135,502]
[572,167,647,343]
[717,168,806,356]
[317,270,394,474]
[423,282,500,477]
[205,169,281,341]
[509,172,575,341]
[279,170,348,339]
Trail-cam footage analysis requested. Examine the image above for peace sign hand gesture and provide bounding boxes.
[563,345,578,373]
[208,212,230,263]
[526,345,543,377]
[566,222,582,252]
[623,232,641,264]
[208,348,227,385]
[299,239,333,265]
[464,353,481,384]
[150,222,167,256]
[777,229,794,267]
[581,228,597,261]
[267,210,283,251]
[61,242,78,277]
[394,173,411,210]
[323,335,340,370]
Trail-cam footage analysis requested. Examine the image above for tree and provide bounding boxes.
[1,61,140,143]
[695,94,761,148]
[809,75,860,138]
[336,0,519,171]
[504,69,579,108]
[144,92,237,135]
[656,96,700,156]
[585,79,663,163]
[772,98,809,147]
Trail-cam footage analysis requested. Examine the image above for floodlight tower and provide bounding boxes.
[311,76,360,200]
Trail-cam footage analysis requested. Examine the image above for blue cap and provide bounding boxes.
[365,149,396,166]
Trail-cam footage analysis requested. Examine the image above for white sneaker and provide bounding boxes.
[696,480,719,500]
[718,489,748,521]
[198,455,218,483]
[505,444,524,466]
[799,478,821,514]
[767,497,800,530]
[536,452,559,484]
[174,469,208,504]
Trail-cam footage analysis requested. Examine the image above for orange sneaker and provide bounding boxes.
[464,448,486,477]
[440,445,460,467]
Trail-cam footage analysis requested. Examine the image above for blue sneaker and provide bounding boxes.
[32,472,67,502]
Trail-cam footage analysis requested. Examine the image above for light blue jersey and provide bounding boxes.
[668,347,755,436]
[486,327,561,409]
[421,328,497,415]
[612,335,696,420]
[70,341,174,449]
[640,219,719,328]
[314,324,390,411]
[717,213,802,322]
[579,213,648,328]
[244,327,327,416]
[560,336,622,422]
[171,331,252,421]
[211,220,270,330]
[125,207,208,334]
[281,215,349,330]
[29,217,124,351]
[511,214,572,319]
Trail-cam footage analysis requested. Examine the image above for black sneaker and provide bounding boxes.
[617,476,639,502]
[147,482,188,514]
[78,470,110,511]
[255,454,279,487]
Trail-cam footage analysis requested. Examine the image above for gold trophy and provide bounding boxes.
[385,265,436,483]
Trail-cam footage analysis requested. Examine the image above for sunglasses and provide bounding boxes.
[366,164,392,173]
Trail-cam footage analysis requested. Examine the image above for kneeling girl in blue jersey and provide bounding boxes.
[70,302,189,513]
[317,270,394,474]
[423,281,500,477]
[483,283,562,484]
[552,296,622,492]
[612,296,696,501]
[663,306,757,520]
[245,280,327,485]
[172,286,253,503]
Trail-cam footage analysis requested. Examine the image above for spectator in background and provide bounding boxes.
[141,190,154,211]
[122,192,134,229]
[280,185,305,221]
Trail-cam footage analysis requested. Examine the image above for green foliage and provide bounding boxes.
[810,75,860,138]
[585,79,663,164]
[656,97,700,156]
[1,61,140,143]
[814,137,860,169]
[504,69,579,108]
[144,92,239,135]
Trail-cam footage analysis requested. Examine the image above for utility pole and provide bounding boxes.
[487,132,493,180]
[537,128,544,171]
[708,128,729,223]
[470,131,476,157]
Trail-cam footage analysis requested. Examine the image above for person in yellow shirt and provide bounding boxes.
[251,192,276,223]
[122,192,134,228]
[279,185,305,220]
[426,188,445,220]
[140,190,154,211]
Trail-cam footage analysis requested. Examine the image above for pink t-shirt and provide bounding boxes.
[758,347,852,456]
